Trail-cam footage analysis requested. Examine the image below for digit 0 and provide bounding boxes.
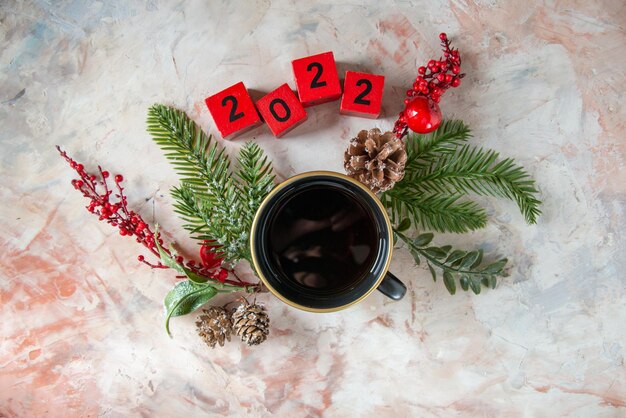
[269,98,291,122]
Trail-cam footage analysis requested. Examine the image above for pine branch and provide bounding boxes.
[404,119,471,172]
[381,190,487,233]
[148,105,276,264]
[171,184,250,263]
[395,230,508,295]
[405,144,542,224]
[236,142,276,232]
[382,119,541,232]
[147,104,231,197]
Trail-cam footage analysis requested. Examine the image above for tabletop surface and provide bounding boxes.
[1,1,625,417]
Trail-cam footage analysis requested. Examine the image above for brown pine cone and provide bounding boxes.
[344,128,407,193]
[196,306,233,348]
[232,301,269,346]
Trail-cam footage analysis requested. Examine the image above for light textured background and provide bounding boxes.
[1,1,625,417]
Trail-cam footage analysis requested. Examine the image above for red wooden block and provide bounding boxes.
[205,82,262,139]
[256,84,307,138]
[340,71,385,118]
[292,51,342,106]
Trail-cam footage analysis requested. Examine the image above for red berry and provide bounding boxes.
[437,73,446,82]
[102,171,109,178]
[404,98,410,105]
[451,77,461,87]
[200,241,223,269]
[176,256,183,263]
[217,269,228,283]
[115,174,123,183]
[138,255,145,262]
[445,74,453,83]
[439,33,447,41]
[403,96,442,134]
[418,66,426,75]
[76,180,84,188]
[452,65,460,74]
[90,175,96,181]
[427,60,436,68]
[76,164,84,171]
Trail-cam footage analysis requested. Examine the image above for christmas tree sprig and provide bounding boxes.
[147,104,275,263]
[382,120,542,233]
[394,228,507,295]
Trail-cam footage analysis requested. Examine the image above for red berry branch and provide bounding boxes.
[393,33,466,137]
[57,146,258,289]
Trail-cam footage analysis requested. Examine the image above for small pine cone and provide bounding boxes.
[344,128,407,193]
[232,302,270,346]
[196,306,233,348]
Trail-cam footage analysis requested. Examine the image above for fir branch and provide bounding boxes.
[395,230,507,295]
[236,142,276,233]
[147,105,276,264]
[404,144,542,224]
[171,183,250,263]
[404,119,471,172]
[382,119,542,232]
[147,104,231,197]
[381,191,487,233]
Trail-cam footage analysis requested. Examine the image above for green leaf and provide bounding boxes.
[488,275,497,289]
[443,271,456,295]
[461,251,480,268]
[424,247,448,259]
[164,281,217,336]
[427,262,437,282]
[469,278,481,295]
[471,249,484,269]
[153,228,185,274]
[414,233,434,247]
[460,276,469,291]
[393,232,398,246]
[446,250,466,264]
[397,218,411,232]
[482,258,508,274]
[410,249,421,266]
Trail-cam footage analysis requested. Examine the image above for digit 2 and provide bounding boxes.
[269,98,291,122]
[354,79,372,105]
[306,62,327,89]
[221,95,245,123]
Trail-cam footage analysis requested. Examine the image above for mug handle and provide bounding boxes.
[376,271,407,301]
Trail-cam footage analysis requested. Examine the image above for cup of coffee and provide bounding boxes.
[250,171,406,312]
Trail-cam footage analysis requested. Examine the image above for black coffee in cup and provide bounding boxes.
[267,186,377,293]
[250,172,405,312]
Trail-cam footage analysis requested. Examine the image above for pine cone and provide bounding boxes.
[344,128,407,193]
[232,302,269,346]
[196,306,233,348]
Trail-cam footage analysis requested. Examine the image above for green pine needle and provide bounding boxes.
[381,191,487,233]
[382,120,542,233]
[147,104,275,263]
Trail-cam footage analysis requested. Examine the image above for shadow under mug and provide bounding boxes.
[250,171,406,312]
